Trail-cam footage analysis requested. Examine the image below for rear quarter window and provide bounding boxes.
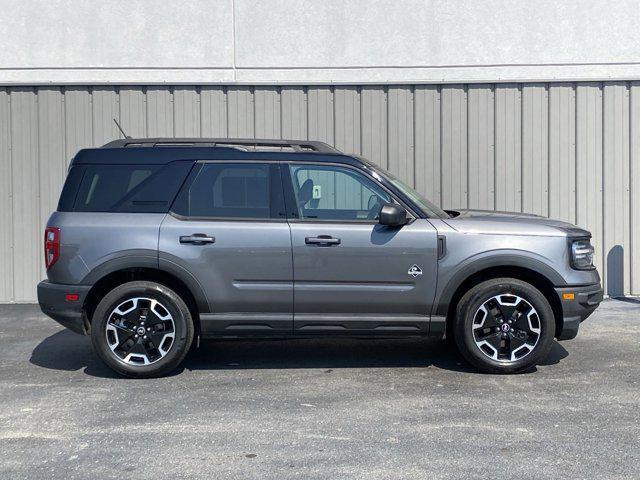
[62,161,193,213]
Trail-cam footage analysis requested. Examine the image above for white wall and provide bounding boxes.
[1,0,640,84]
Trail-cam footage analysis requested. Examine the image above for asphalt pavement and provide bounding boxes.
[1,300,639,479]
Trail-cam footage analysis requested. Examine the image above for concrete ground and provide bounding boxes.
[0,300,638,480]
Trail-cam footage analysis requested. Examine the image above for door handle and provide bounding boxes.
[180,234,215,245]
[305,235,341,246]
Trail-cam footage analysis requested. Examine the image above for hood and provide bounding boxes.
[442,209,590,237]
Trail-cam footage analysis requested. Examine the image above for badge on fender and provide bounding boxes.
[408,264,423,277]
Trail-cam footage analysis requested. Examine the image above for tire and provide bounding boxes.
[91,281,194,378]
[453,278,555,374]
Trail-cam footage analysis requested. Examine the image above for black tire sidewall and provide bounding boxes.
[454,278,555,373]
[91,281,193,378]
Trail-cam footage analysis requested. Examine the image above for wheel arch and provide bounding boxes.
[439,264,564,339]
[82,264,209,336]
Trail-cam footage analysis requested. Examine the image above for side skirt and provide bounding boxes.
[199,313,444,338]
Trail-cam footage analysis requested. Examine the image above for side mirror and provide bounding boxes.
[378,203,407,227]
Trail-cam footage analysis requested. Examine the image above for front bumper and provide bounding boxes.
[554,283,603,340]
[37,281,92,335]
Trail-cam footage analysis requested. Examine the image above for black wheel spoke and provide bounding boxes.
[483,308,501,328]
[147,329,167,348]
[110,321,135,334]
[483,332,503,351]
[507,333,526,353]
[513,314,532,332]
[115,331,137,356]
[475,325,500,340]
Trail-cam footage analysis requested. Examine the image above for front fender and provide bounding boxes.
[431,249,567,317]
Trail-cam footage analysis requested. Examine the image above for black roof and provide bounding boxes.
[70,138,363,166]
[102,137,340,153]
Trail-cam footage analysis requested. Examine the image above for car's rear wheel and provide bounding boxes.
[454,278,555,374]
[91,281,194,378]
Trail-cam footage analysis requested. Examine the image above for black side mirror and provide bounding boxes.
[378,203,407,227]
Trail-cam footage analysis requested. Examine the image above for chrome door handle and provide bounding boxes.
[305,236,341,246]
[180,234,215,245]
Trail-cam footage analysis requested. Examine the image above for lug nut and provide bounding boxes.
[147,327,151,331]
[143,335,147,339]
[134,334,139,338]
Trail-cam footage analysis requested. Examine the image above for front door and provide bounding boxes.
[159,161,293,335]
[283,162,438,335]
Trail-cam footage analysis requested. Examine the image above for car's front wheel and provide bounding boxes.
[454,278,555,374]
[91,281,194,378]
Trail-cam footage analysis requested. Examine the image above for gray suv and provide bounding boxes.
[37,138,603,378]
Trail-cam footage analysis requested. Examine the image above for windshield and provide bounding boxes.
[360,161,449,218]
[386,174,450,218]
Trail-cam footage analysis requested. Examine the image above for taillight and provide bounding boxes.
[44,227,60,270]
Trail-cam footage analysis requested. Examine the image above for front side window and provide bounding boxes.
[172,163,277,219]
[288,164,392,221]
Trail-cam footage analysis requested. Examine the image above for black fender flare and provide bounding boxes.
[432,253,566,317]
[81,250,210,313]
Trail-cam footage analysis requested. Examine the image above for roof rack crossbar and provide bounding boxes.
[101,137,341,154]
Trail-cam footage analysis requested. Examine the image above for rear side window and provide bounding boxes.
[57,166,85,211]
[65,161,193,213]
[172,163,282,219]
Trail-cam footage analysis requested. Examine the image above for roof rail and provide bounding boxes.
[101,137,341,154]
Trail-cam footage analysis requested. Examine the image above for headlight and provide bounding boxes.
[570,238,595,270]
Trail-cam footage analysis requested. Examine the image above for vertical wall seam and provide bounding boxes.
[7,89,14,302]
[331,85,336,147]
[252,86,257,138]
[628,82,634,294]
[465,84,470,207]
[438,85,443,206]
[546,83,551,218]
[358,86,364,155]
[410,85,416,187]
[88,86,95,146]
[385,85,390,172]
[196,86,202,137]
[116,86,121,139]
[573,82,578,225]
[223,86,229,137]
[601,82,607,292]
[171,86,176,138]
[519,84,524,213]
[305,86,311,141]
[278,86,283,140]
[492,84,497,210]
[34,87,41,243]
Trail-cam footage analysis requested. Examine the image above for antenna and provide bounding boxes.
[113,118,131,139]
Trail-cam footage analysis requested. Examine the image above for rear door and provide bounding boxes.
[283,162,438,335]
[159,161,293,335]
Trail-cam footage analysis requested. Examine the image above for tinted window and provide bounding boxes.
[111,161,194,213]
[57,166,85,211]
[70,161,193,213]
[172,163,276,219]
[288,164,392,221]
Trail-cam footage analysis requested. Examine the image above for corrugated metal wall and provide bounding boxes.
[0,83,638,302]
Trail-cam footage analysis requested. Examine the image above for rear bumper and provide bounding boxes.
[37,281,91,335]
[555,283,603,340]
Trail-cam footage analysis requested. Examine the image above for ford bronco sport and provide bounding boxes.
[38,138,603,377]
